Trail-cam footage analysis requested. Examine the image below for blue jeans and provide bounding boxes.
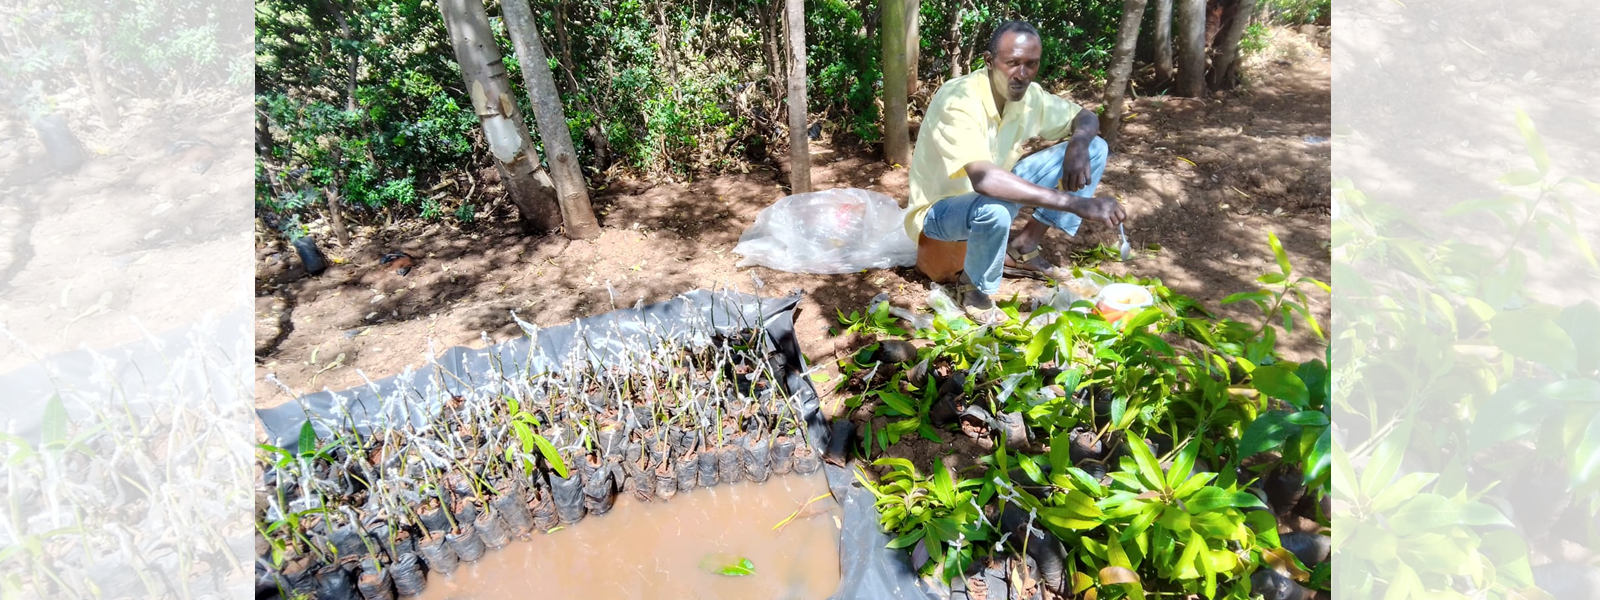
[922,137,1109,295]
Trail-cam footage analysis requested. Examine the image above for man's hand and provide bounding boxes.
[1069,194,1125,228]
[1060,139,1092,192]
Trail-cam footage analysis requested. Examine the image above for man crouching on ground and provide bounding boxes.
[905,20,1126,323]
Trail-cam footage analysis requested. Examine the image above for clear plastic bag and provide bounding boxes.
[733,188,917,274]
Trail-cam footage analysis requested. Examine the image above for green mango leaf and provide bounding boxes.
[1049,430,1073,473]
[1490,308,1577,373]
[1106,531,1141,575]
[1570,410,1600,487]
[887,528,926,549]
[878,390,916,416]
[1025,322,1061,365]
[1363,473,1440,515]
[1038,493,1106,532]
[1558,301,1600,373]
[1111,394,1132,430]
[1296,359,1330,408]
[1387,494,1467,536]
[1514,107,1550,174]
[40,395,67,449]
[1251,365,1309,408]
[1244,510,1280,547]
[1305,428,1331,487]
[873,457,917,474]
[1156,505,1191,532]
[1124,308,1166,331]
[1479,530,1535,589]
[1062,466,1109,496]
[1268,232,1291,276]
[1285,411,1329,427]
[1221,290,1272,307]
[1444,194,1522,216]
[1498,169,1543,187]
[1184,487,1265,514]
[698,554,756,576]
[1238,411,1298,457]
[1073,571,1095,594]
[1127,437,1165,491]
[1019,453,1045,485]
[1171,471,1217,500]
[297,420,317,456]
[1165,441,1198,490]
[1359,424,1411,495]
[931,463,955,506]
[531,434,569,479]
[1170,530,1203,579]
[257,444,294,463]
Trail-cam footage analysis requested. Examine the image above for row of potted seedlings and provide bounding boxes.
[256,326,822,600]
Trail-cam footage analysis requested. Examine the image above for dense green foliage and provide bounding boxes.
[1,0,248,112]
[253,0,1313,227]
[1261,0,1330,25]
[1332,111,1600,597]
[835,234,1331,597]
[254,0,1144,226]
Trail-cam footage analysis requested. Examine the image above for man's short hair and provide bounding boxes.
[986,20,1040,56]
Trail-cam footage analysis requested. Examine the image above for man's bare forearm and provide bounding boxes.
[966,161,1087,215]
[1068,110,1099,146]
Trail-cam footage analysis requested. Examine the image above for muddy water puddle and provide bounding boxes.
[416,473,842,600]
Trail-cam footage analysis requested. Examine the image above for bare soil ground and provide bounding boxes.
[0,91,253,374]
[254,28,1331,413]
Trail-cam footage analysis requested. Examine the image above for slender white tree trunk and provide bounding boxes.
[881,0,911,166]
[1175,0,1207,97]
[438,0,562,232]
[1102,0,1148,147]
[784,0,811,193]
[504,0,601,239]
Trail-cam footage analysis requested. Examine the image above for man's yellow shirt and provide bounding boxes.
[904,68,1084,239]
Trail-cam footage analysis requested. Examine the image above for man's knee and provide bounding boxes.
[969,202,1013,231]
[1089,136,1109,165]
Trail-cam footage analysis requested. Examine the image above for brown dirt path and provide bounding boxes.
[255,27,1331,413]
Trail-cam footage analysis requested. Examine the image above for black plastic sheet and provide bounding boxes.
[255,290,940,600]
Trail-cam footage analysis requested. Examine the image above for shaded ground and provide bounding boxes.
[255,27,1331,411]
[0,91,253,374]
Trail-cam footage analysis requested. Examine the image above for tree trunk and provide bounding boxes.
[1174,0,1207,97]
[880,0,911,167]
[324,147,351,246]
[551,0,578,86]
[1101,0,1148,148]
[257,111,289,199]
[256,110,274,159]
[504,0,600,239]
[905,0,920,96]
[1206,0,1256,90]
[783,0,810,193]
[324,188,351,246]
[1152,0,1174,85]
[765,0,785,101]
[82,40,118,129]
[438,0,562,233]
[943,0,968,78]
[652,2,680,99]
[335,6,360,112]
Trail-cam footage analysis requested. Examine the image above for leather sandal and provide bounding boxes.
[954,273,1005,325]
[1004,247,1072,281]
